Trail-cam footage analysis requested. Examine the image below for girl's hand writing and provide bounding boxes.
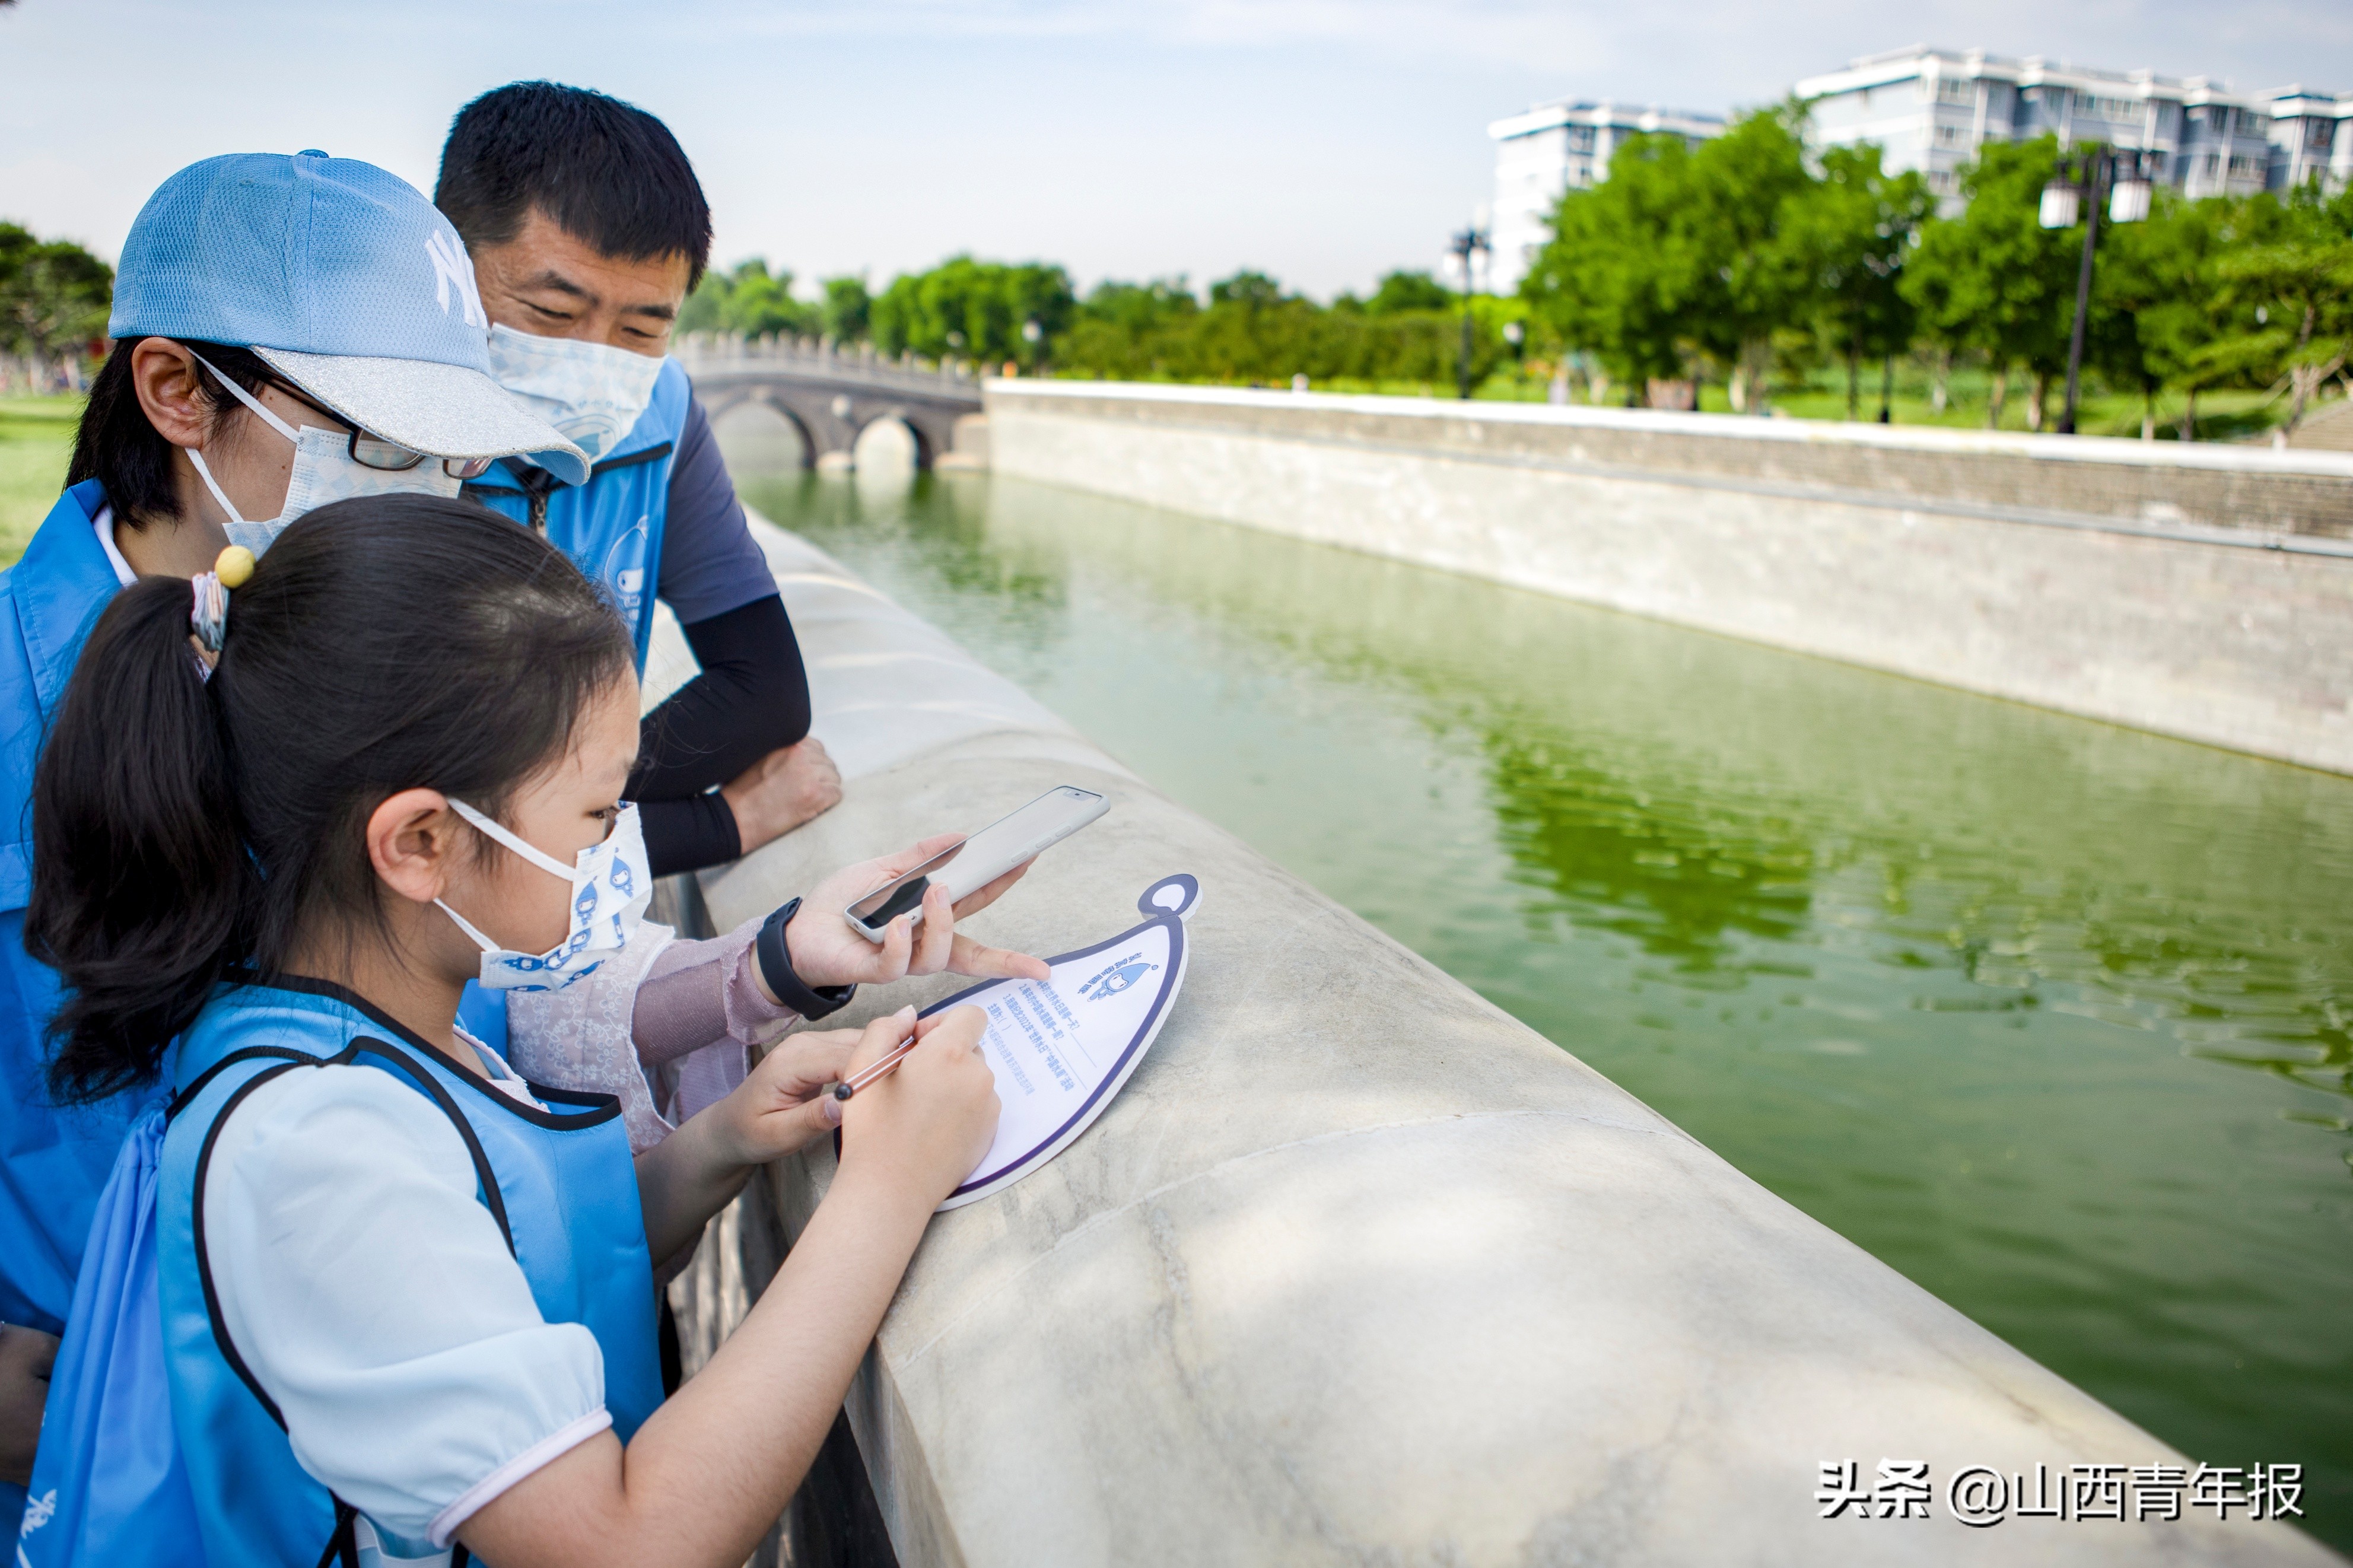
[835,1005,1000,1206]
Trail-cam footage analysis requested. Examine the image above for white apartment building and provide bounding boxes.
[1486,101,1724,294]
[1483,53,2341,298]
[1796,47,2278,212]
[2268,88,2353,191]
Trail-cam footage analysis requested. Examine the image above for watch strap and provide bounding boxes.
[756,897,856,1022]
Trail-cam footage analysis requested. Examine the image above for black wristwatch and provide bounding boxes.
[755,898,856,1021]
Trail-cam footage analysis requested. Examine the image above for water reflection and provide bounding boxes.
[1483,728,1818,966]
[740,468,2353,1544]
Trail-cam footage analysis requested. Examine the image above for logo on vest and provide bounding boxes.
[425,229,488,329]
[600,519,652,631]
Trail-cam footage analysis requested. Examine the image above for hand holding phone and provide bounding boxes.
[845,786,1108,943]
[768,796,1105,997]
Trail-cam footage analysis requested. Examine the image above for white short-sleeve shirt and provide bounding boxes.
[201,1040,613,1555]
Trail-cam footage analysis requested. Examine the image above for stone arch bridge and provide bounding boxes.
[675,338,985,470]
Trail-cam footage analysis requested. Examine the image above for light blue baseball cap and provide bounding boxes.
[109,151,587,484]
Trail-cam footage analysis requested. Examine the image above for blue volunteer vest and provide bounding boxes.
[466,355,689,676]
[157,977,663,1566]
[0,482,155,1364]
[458,355,689,1054]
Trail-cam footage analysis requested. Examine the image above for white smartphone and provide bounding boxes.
[844,785,1108,943]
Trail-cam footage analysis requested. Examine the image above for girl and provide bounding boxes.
[27,495,1002,1566]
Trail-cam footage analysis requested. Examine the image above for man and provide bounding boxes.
[436,81,840,890]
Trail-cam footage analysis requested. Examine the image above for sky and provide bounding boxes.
[4,0,2349,301]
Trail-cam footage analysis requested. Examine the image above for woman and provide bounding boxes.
[0,150,589,1500]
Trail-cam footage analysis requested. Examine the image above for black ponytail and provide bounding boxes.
[27,577,256,1100]
[28,494,636,1103]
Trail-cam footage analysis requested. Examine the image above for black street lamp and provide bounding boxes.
[1022,316,1044,374]
[1448,222,1491,400]
[2041,145,2152,435]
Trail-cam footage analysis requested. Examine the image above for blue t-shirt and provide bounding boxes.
[655,395,775,626]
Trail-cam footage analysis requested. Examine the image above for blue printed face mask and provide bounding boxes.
[486,325,664,465]
[436,798,652,992]
[183,355,462,555]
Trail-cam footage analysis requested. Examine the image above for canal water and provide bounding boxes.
[737,462,2352,1545]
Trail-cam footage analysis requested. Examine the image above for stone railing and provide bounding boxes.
[646,516,2333,1566]
[986,380,2353,543]
[675,333,986,402]
[984,381,2353,777]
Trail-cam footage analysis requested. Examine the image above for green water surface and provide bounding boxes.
[741,467,2353,1547]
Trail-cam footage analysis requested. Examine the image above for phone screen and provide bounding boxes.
[847,786,1107,933]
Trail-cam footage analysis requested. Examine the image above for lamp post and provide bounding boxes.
[2041,144,2152,435]
[1503,319,1526,398]
[1448,222,1490,400]
[1022,316,1044,375]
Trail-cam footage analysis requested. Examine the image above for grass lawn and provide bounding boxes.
[0,396,80,567]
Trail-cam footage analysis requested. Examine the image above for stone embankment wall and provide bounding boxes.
[648,518,2335,1567]
[983,383,2353,775]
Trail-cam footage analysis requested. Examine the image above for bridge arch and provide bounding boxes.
[707,395,814,473]
[851,412,932,475]
[679,345,980,475]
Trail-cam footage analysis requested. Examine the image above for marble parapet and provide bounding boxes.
[648,517,2339,1567]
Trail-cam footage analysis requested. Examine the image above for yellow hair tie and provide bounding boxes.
[213,545,256,589]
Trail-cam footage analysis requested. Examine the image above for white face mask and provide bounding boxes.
[436,797,652,993]
[184,355,462,554]
[487,324,664,466]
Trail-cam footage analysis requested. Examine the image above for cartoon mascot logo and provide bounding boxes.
[1079,953,1159,1001]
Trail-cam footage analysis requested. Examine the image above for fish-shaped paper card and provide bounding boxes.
[923,874,1197,1210]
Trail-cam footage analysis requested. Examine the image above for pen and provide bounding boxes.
[831,1026,921,1101]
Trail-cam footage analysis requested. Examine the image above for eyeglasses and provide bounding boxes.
[346,431,494,481]
[266,377,495,480]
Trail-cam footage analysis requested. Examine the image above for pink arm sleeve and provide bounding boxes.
[630,914,801,1067]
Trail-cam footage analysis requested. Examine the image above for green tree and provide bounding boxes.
[721,260,813,339]
[2199,185,2353,434]
[1207,271,1283,308]
[673,259,816,341]
[1902,138,2078,428]
[1896,217,1969,416]
[1366,270,1454,314]
[1050,271,1502,391]
[675,268,727,336]
[1001,262,1077,368]
[1519,104,1820,411]
[1188,271,1322,381]
[1063,278,1200,379]
[1676,102,1820,412]
[2090,192,2231,438]
[0,224,112,387]
[818,275,871,345]
[1788,144,1933,420]
[870,256,1076,364]
[1520,132,1699,400]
